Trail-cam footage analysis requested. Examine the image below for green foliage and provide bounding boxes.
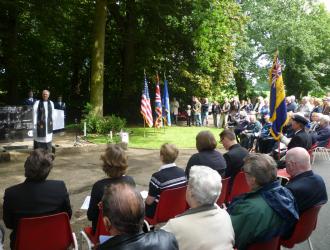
[236,0,330,98]
[1,0,329,124]
[82,103,126,134]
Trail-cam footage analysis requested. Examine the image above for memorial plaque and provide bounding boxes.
[0,106,65,142]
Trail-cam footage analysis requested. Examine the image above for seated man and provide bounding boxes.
[220,129,249,183]
[3,149,72,249]
[312,115,330,147]
[280,113,312,151]
[239,114,262,150]
[145,143,187,218]
[285,147,328,214]
[162,166,235,250]
[99,182,178,250]
[256,114,275,153]
[227,154,299,250]
[234,111,250,142]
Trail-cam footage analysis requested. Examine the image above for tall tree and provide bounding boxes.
[90,0,107,116]
[236,0,330,98]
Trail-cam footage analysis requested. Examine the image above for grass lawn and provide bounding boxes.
[86,126,223,149]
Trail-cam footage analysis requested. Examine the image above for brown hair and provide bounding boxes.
[24,149,54,181]
[219,129,236,141]
[160,143,179,164]
[101,144,128,178]
[196,131,217,151]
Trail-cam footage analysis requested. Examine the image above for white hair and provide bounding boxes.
[320,115,330,125]
[188,165,222,206]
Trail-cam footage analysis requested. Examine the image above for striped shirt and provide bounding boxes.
[146,163,187,218]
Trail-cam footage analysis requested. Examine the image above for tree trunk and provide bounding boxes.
[234,70,248,100]
[120,0,137,115]
[90,0,107,116]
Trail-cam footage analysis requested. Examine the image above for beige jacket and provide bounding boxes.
[162,205,235,250]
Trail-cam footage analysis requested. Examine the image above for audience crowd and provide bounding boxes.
[1,93,330,250]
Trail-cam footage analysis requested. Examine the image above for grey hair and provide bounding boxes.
[188,165,222,206]
[243,153,277,186]
[320,115,330,125]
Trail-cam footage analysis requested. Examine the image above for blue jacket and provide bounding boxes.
[286,170,328,214]
[312,125,330,147]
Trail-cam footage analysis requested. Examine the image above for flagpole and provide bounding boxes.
[163,71,166,134]
[144,69,146,137]
[144,119,146,138]
[278,139,281,161]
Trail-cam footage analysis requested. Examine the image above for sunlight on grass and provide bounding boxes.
[87,126,223,149]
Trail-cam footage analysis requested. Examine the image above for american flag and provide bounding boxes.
[154,75,162,128]
[141,75,153,127]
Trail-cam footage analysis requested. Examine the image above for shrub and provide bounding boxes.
[82,103,126,134]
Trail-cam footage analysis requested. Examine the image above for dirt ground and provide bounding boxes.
[1,133,330,250]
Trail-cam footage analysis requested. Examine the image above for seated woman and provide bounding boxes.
[185,131,227,177]
[145,143,187,218]
[3,149,72,249]
[87,144,135,233]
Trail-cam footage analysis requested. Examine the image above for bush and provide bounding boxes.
[82,103,126,134]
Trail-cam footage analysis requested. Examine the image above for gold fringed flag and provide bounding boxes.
[269,52,288,140]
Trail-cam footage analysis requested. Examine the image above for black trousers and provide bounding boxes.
[33,140,52,153]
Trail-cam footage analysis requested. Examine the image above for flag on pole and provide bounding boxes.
[140,75,153,128]
[269,52,288,140]
[154,74,163,128]
[162,79,171,126]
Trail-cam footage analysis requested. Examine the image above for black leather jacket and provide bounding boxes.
[98,230,178,250]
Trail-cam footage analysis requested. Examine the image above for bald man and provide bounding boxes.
[286,147,328,213]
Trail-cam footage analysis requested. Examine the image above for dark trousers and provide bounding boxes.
[187,116,191,126]
[34,140,52,153]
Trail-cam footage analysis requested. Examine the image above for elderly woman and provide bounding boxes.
[163,166,235,250]
[228,154,298,249]
[3,149,72,249]
[185,131,226,177]
[145,143,187,218]
[87,144,135,233]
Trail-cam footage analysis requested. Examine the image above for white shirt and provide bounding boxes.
[170,101,180,115]
[33,100,55,143]
[159,163,176,171]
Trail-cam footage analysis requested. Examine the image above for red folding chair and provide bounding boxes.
[80,205,110,249]
[216,177,230,206]
[15,212,78,250]
[227,171,251,202]
[247,236,280,250]
[280,204,323,250]
[145,186,187,225]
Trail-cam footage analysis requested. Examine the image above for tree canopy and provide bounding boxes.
[0,0,329,121]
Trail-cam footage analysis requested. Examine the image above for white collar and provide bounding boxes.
[159,163,176,171]
[295,129,302,135]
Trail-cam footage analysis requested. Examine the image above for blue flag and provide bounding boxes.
[269,52,288,140]
[162,79,171,126]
